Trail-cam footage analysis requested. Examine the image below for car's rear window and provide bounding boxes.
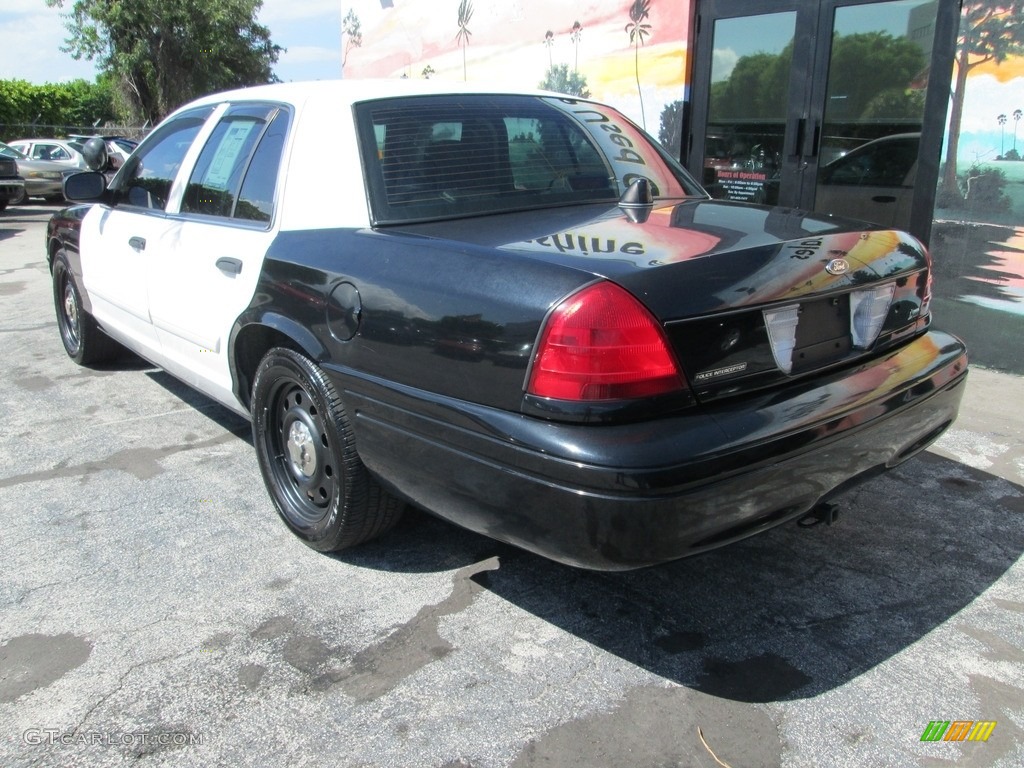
[354,94,702,225]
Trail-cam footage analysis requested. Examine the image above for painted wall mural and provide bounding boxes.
[931,0,1024,374]
[344,0,691,142]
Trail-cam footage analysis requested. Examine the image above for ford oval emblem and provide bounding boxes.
[825,258,850,276]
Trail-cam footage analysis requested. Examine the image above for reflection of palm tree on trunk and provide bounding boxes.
[998,113,1006,155]
[544,30,554,68]
[1014,109,1022,153]
[456,0,474,82]
[625,0,652,130]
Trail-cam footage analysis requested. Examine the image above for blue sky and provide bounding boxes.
[0,0,375,84]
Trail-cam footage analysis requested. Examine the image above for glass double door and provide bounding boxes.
[686,0,956,241]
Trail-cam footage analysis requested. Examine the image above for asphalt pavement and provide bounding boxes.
[1,200,1022,767]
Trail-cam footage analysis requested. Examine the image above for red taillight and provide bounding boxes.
[527,281,686,401]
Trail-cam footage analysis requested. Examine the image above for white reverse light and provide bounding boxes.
[763,304,800,374]
[850,283,895,349]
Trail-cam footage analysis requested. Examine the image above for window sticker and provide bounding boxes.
[204,120,259,190]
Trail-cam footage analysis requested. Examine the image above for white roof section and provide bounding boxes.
[177,79,576,115]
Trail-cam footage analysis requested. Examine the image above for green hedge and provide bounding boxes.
[0,78,116,137]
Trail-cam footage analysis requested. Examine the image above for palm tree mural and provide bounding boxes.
[571,21,583,72]
[456,0,474,82]
[998,113,1007,155]
[625,0,653,129]
[544,30,555,68]
[1014,108,1022,154]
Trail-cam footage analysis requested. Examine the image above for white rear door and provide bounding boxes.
[147,104,291,410]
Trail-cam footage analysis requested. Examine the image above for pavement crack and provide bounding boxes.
[71,647,194,735]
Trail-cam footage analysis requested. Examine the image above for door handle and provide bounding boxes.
[789,117,805,157]
[128,236,146,251]
[216,257,243,275]
[803,119,820,158]
[871,195,897,203]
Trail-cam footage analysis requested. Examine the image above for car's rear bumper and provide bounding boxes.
[332,330,968,570]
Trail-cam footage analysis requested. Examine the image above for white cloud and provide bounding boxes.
[259,0,340,23]
[280,46,341,65]
[957,74,1024,134]
[711,48,738,83]
[0,10,98,83]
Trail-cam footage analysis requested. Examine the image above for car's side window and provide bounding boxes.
[113,107,214,211]
[182,104,284,221]
[235,110,290,223]
[35,144,70,162]
[825,139,916,188]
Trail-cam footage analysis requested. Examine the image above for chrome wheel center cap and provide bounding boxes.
[64,289,78,329]
[286,420,317,477]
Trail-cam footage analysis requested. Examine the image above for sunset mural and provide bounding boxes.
[343,0,690,135]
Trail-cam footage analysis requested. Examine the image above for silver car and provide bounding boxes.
[7,138,89,170]
[0,142,73,202]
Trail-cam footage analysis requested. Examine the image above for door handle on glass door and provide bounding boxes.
[128,236,146,250]
[871,195,897,203]
[216,257,243,275]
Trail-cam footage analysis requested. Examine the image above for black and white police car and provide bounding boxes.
[47,80,967,570]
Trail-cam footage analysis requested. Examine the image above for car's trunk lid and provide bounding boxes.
[389,199,932,403]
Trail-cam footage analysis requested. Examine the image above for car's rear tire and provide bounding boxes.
[52,250,122,365]
[251,347,402,552]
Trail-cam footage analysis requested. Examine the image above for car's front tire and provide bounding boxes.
[52,250,122,365]
[251,347,402,552]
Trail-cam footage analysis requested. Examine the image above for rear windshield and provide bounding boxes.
[354,94,703,225]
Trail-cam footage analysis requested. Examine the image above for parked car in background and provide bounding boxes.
[47,81,967,570]
[0,141,72,203]
[8,138,88,170]
[0,153,25,211]
[68,135,138,169]
[815,132,920,231]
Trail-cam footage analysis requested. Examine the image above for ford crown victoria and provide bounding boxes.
[47,81,968,570]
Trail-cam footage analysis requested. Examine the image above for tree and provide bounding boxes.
[625,0,652,129]
[998,113,1007,155]
[421,65,436,79]
[46,0,281,124]
[543,30,554,68]
[538,64,590,98]
[822,32,924,121]
[570,21,583,72]
[456,0,474,82]
[1014,108,1022,153]
[0,77,115,129]
[942,2,1024,188]
[658,99,682,154]
[342,9,363,69]
[710,32,924,124]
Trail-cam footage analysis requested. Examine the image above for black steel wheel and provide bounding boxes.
[251,347,402,551]
[52,250,121,365]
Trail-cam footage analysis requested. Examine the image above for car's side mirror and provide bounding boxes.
[63,171,108,201]
[81,137,108,171]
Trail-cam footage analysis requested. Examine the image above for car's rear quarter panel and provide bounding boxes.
[239,227,592,411]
